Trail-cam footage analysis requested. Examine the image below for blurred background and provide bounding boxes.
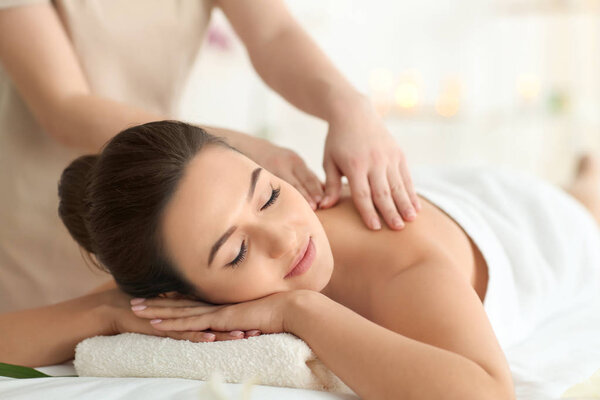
[178,0,600,186]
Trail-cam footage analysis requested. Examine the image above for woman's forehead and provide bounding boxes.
[161,147,256,272]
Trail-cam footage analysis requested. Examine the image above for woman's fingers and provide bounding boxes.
[149,314,209,331]
[159,329,261,343]
[130,297,210,308]
[369,169,404,230]
[132,304,224,319]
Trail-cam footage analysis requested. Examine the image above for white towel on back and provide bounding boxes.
[412,165,600,348]
[74,332,354,395]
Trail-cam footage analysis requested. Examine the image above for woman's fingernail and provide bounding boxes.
[392,217,404,228]
[246,330,261,336]
[229,330,243,337]
[130,298,146,305]
[314,195,322,204]
[131,305,147,311]
[321,196,330,207]
[203,332,216,340]
[150,319,162,324]
[406,209,416,219]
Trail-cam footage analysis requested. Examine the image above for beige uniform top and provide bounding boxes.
[0,0,213,312]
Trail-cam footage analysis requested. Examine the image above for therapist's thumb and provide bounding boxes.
[321,159,342,209]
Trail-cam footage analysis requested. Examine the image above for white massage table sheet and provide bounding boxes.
[1,298,599,400]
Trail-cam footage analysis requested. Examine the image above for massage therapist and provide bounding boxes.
[0,0,420,316]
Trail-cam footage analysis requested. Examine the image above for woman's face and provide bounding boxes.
[161,146,334,304]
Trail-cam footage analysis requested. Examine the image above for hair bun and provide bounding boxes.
[58,154,98,254]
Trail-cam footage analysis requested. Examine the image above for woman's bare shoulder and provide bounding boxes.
[368,260,512,388]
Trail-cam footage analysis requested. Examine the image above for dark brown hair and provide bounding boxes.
[58,120,234,299]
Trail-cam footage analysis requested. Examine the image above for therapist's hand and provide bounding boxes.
[244,137,324,210]
[321,99,421,230]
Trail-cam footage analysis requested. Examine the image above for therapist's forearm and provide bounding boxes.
[47,94,164,152]
[47,94,263,154]
[0,292,111,367]
[247,24,369,125]
[51,95,255,153]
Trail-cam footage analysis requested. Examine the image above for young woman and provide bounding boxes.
[6,121,600,399]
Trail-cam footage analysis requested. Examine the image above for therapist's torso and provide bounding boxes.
[0,0,214,312]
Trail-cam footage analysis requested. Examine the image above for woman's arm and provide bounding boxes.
[286,262,515,400]
[137,260,514,399]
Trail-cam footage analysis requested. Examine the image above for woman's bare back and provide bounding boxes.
[317,187,489,320]
[319,155,600,323]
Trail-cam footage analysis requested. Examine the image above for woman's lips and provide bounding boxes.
[284,237,316,279]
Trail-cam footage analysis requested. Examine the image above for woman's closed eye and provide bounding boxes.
[227,186,281,268]
[228,240,247,268]
[261,186,280,211]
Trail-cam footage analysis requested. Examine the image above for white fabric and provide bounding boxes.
[412,165,600,349]
[2,299,600,399]
[0,375,356,400]
[73,332,354,395]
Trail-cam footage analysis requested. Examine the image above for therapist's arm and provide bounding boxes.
[218,0,422,230]
[0,4,252,152]
[0,3,324,205]
[0,291,117,367]
[216,0,362,126]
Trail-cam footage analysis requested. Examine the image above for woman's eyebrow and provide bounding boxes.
[208,167,262,266]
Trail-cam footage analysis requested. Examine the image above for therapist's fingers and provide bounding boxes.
[387,166,416,223]
[293,163,324,205]
[321,157,342,209]
[290,178,317,210]
[347,169,381,230]
[399,160,421,212]
[369,169,404,230]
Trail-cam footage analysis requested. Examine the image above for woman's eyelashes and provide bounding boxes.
[228,240,247,268]
[260,186,280,211]
[227,186,280,268]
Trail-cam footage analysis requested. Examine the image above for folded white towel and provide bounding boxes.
[74,332,354,395]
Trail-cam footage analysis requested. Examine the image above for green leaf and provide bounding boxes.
[0,362,51,379]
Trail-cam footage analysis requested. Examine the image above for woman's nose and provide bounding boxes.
[264,224,297,259]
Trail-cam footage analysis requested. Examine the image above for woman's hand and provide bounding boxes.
[98,288,256,343]
[130,290,302,339]
[321,98,421,230]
